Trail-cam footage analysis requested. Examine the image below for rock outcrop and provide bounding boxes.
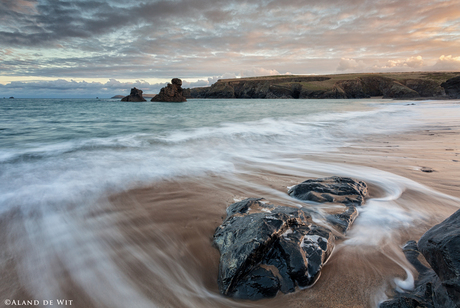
[380,209,460,308]
[184,73,456,100]
[121,87,146,102]
[213,176,368,300]
[441,76,460,98]
[152,78,187,102]
[213,198,335,300]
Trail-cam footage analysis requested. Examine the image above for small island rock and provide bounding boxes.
[151,78,187,102]
[121,87,146,102]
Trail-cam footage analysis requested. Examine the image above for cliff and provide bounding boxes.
[185,72,460,99]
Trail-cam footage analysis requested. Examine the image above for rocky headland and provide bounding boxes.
[121,87,146,102]
[186,72,460,100]
[151,78,187,102]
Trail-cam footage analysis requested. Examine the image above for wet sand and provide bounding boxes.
[1,111,459,308]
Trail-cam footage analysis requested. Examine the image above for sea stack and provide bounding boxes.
[151,78,187,102]
[121,87,146,102]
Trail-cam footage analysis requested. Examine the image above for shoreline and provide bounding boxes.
[1,100,459,307]
[104,109,460,307]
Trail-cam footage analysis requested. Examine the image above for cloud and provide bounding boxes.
[1,0,460,81]
[337,58,367,71]
[0,78,168,98]
[432,55,460,70]
[240,68,281,77]
[382,56,424,69]
[337,56,426,72]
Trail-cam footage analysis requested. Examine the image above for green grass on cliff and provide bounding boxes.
[222,72,460,88]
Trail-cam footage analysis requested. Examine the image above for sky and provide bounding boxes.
[1,0,460,98]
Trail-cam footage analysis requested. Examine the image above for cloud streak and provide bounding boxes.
[0,0,459,96]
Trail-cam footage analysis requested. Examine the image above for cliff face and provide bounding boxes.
[185,73,457,100]
[441,76,460,98]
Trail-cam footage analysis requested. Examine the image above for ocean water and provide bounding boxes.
[1,98,459,307]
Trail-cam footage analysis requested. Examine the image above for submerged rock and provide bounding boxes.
[121,87,146,102]
[213,198,335,300]
[151,78,187,102]
[380,209,460,308]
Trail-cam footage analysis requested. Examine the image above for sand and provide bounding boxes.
[1,106,459,308]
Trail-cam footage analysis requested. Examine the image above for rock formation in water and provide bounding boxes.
[151,78,187,102]
[441,76,460,98]
[121,87,146,102]
[213,176,368,300]
[184,73,455,100]
[380,209,460,308]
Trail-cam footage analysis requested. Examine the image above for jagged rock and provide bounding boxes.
[403,79,446,97]
[380,241,456,308]
[418,209,460,305]
[441,76,460,99]
[380,209,460,308]
[288,176,367,232]
[151,78,187,102]
[205,82,235,98]
[382,81,420,99]
[288,176,368,206]
[121,87,146,102]
[213,198,335,300]
[336,79,370,98]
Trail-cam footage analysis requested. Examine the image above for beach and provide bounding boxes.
[0,98,459,307]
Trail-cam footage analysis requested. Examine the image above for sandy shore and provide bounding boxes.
[105,117,459,308]
[1,103,459,308]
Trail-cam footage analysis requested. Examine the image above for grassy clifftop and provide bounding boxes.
[186,72,460,99]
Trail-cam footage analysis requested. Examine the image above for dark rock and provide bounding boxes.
[419,209,460,304]
[382,81,420,99]
[336,79,370,98]
[288,176,368,206]
[380,209,460,308]
[441,76,460,99]
[121,87,146,102]
[213,198,335,300]
[151,78,187,102]
[403,79,446,97]
[205,82,235,98]
[288,176,367,233]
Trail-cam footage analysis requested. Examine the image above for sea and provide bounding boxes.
[0,98,459,307]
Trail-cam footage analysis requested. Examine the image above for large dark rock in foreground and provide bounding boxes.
[213,198,335,300]
[151,78,187,102]
[380,209,460,308]
[213,176,368,300]
[419,209,460,304]
[121,87,146,102]
[441,76,460,99]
